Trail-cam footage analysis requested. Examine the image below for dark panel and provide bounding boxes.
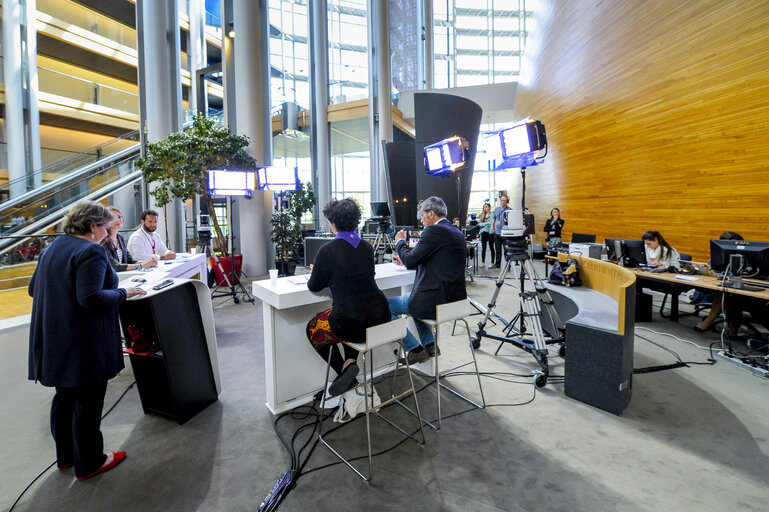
[383,141,418,227]
[413,92,483,224]
[73,0,136,28]
[37,33,138,84]
[564,322,633,416]
[40,113,135,138]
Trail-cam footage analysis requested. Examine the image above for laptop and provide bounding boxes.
[678,260,713,275]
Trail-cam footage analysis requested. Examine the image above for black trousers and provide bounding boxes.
[493,234,505,265]
[317,343,358,375]
[480,231,495,264]
[51,382,108,477]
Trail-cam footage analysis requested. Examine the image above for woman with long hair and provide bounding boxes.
[478,202,495,268]
[101,206,157,272]
[641,230,680,268]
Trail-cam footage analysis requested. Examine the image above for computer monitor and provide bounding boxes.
[710,239,769,276]
[572,233,596,243]
[370,201,391,217]
[605,238,647,267]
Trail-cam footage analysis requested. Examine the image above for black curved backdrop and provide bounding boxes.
[384,92,483,227]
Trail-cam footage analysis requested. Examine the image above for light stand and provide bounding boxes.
[209,195,255,304]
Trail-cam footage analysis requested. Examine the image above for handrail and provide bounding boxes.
[0,145,140,215]
[0,170,143,255]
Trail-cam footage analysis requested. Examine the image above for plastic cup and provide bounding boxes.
[269,269,279,283]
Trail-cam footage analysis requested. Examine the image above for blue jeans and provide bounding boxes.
[388,293,434,352]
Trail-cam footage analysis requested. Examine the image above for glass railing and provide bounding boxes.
[37,67,139,115]
[1,130,139,201]
[37,0,137,50]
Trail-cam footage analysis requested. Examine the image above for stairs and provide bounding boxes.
[0,262,36,321]
[0,262,36,291]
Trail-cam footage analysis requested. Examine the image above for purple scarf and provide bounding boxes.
[335,230,361,248]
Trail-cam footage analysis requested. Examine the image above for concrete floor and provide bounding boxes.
[2,263,768,511]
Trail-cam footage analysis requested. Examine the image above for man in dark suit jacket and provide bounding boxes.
[389,196,467,364]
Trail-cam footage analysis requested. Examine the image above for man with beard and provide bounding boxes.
[126,209,176,261]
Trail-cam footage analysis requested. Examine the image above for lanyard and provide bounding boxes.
[142,229,156,254]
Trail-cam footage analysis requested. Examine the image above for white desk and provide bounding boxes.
[252,263,415,414]
[117,253,207,284]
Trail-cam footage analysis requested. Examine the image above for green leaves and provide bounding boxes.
[271,182,316,261]
[136,114,257,207]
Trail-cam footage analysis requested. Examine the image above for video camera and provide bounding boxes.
[370,201,392,231]
[501,209,535,261]
[501,209,535,239]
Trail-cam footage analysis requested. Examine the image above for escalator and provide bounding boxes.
[0,136,142,263]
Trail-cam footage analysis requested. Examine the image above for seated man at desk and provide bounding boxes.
[126,209,176,262]
[389,196,467,364]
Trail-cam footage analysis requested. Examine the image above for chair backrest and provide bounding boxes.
[680,253,692,261]
[435,299,473,324]
[365,317,407,350]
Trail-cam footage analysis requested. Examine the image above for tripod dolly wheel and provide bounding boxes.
[533,373,547,388]
[234,296,241,304]
[558,344,565,358]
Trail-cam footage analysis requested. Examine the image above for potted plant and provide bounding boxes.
[270,181,315,275]
[135,114,257,257]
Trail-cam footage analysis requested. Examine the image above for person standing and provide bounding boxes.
[478,202,495,268]
[126,209,176,261]
[28,200,146,480]
[389,196,467,363]
[544,207,565,256]
[102,206,158,272]
[491,195,511,268]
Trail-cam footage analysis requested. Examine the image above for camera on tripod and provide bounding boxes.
[501,209,535,260]
[370,201,392,232]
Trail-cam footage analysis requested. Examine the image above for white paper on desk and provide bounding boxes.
[674,275,699,282]
[286,276,310,285]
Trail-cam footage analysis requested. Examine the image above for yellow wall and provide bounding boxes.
[511,0,769,261]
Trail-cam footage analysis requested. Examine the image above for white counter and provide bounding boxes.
[118,252,207,291]
[252,263,415,414]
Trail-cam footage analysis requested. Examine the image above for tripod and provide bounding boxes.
[473,237,565,388]
[209,196,255,305]
[372,221,396,264]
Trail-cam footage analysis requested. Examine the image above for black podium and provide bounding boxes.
[119,281,218,424]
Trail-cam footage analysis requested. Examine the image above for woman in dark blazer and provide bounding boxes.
[101,206,157,272]
[306,198,391,396]
[28,200,146,481]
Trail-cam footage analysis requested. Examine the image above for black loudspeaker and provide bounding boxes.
[564,322,633,415]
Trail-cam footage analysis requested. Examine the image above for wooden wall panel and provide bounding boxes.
[510,0,769,261]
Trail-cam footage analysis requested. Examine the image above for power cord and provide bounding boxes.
[7,381,136,512]
[260,369,539,510]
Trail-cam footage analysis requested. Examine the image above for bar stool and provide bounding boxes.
[401,298,486,430]
[319,317,426,482]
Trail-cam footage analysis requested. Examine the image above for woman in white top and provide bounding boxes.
[477,203,494,268]
[642,230,680,268]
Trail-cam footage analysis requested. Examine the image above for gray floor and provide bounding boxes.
[2,263,768,511]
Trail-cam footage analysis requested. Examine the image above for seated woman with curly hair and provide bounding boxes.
[306,198,391,396]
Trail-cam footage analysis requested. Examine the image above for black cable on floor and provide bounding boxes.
[7,381,136,512]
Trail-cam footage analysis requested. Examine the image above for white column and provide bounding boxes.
[375,0,392,202]
[2,0,42,197]
[423,0,434,90]
[310,0,331,232]
[232,0,272,277]
[137,0,185,251]
[188,0,207,116]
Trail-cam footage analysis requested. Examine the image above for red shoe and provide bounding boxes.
[77,451,126,481]
[58,462,73,471]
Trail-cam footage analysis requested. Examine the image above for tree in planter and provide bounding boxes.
[135,114,256,256]
[270,181,316,273]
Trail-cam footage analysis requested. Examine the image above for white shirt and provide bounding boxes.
[126,227,171,260]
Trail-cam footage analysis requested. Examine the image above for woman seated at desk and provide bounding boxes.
[642,230,680,268]
[101,206,157,272]
[306,198,391,396]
